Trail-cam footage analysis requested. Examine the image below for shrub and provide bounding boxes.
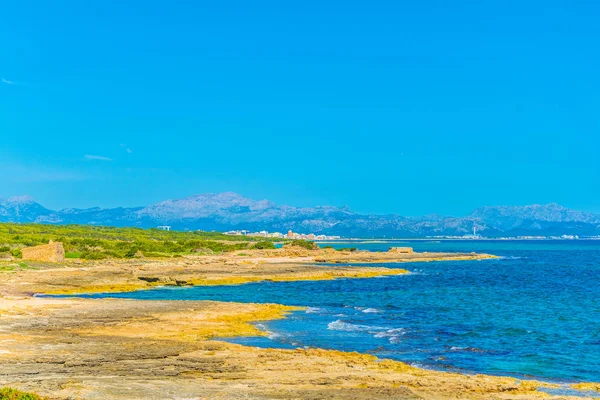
[124,246,139,258]
[252,241,276,250]
[11,249,22,258]
[0,387,44,400]
[289,240,319,250]
[338,247,358,252]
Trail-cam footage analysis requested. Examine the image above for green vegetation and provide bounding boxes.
[0,387,44,400]
[287,239,319,250]
[0,261,36,272]
[0,223,278,260]
[251,241,277,250]
[64,251,82,259]
[338,247,358,252]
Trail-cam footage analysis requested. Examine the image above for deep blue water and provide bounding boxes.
[76,240,600,384]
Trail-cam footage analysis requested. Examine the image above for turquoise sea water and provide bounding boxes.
[76,240,600,384]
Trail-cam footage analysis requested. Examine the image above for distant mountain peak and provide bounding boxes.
[138,192,277,221]
[1,193,599,237]
[4,195,36,205]
[469,203,600,229]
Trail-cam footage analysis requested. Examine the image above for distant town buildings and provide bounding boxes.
[157,226,172,231]
[430,234,585,240]
[223,229,341,241]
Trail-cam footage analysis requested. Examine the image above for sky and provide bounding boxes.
[1,0,599,216]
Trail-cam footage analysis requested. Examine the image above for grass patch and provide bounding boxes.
[0,262,37,272]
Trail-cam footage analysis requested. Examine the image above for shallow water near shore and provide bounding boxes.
[80,240,600,384]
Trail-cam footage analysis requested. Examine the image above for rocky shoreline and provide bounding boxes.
[0,249,596,399]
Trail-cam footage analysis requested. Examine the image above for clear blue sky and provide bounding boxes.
[1,0,599,215]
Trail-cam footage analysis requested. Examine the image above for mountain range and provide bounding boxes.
[1,192,599,237]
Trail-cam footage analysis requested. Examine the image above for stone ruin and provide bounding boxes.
[388,247,414,254]
[21,240,65,262]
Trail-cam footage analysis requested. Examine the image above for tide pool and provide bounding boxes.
[77,240,600,384]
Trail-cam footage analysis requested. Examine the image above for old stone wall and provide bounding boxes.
[388,247,414,253]
[21,241,65,263]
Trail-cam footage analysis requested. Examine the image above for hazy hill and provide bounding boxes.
[0,196,58,223]
[469,203,600,230]
[1,192,599,237]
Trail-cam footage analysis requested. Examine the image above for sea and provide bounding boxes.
[75,240,600,386]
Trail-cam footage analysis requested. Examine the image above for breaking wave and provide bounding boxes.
[362,308,381,313]
[327,320,376,332]
[373,328,406,344]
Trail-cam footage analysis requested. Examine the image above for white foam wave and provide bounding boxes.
[373,328,406,337]
[328,320,406,345]
[373,328,406,344]
[449,346,486,353]
[256,323,288,341]
[499,256,524,260]
[327,320,376,332]
[305,307,324,314]
[362,308,381,313]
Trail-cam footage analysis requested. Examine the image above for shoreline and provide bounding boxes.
[0,296,579,400]
[1,248,494,297]
[229,306,597,388]
[2,297,596,399]
[1,249,597,399]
